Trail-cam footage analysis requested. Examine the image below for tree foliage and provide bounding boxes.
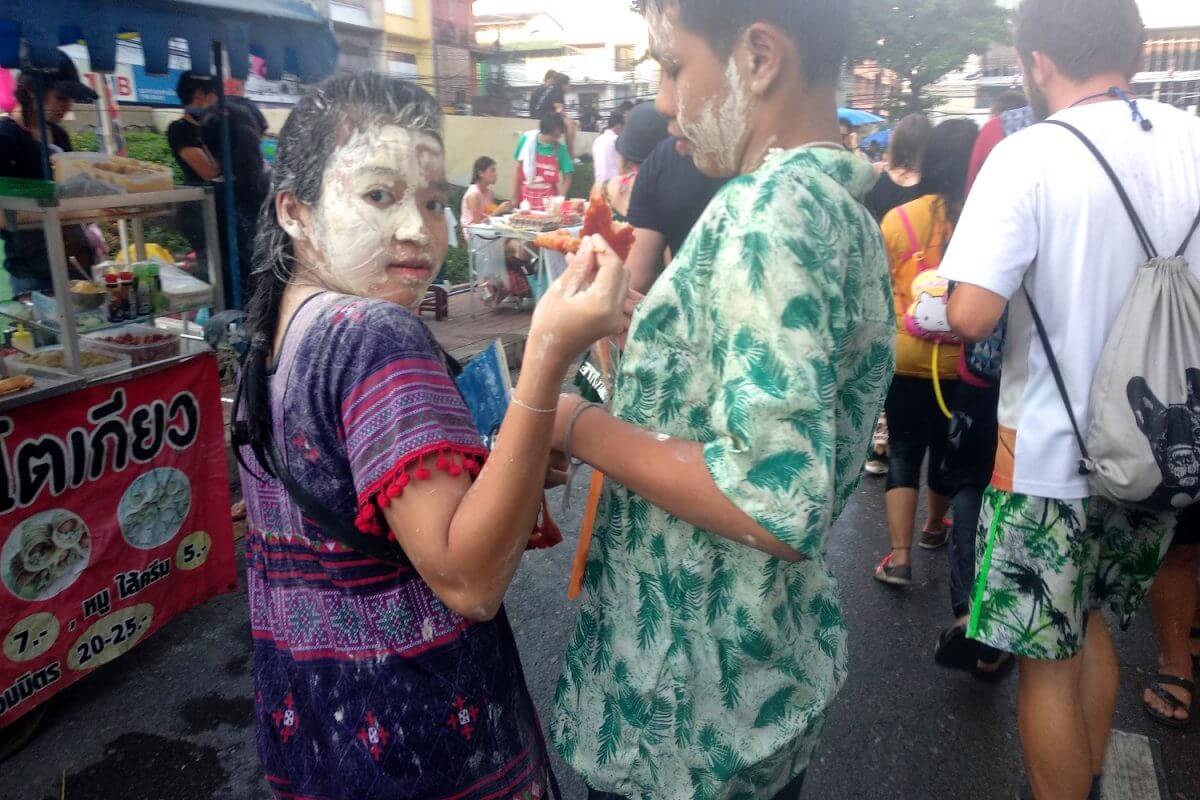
[850,0,1012,117]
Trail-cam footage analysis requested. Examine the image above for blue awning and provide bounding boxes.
[838,107,886,127]
[0,0,338,82]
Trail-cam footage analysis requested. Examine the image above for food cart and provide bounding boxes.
[464,211,582,311]
[0,0,337,738]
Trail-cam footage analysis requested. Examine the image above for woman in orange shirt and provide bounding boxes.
[873,119,979,586]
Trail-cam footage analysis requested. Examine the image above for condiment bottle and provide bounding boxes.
[11,324,33,354]
[145,263,165,313]
[105,274,123,322]
[134,264,153,316]
[118,271,136,319]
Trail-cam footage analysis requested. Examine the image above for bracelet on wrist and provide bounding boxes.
[511,397,556,414]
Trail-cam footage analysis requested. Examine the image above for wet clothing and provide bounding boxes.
[239,293,550,800]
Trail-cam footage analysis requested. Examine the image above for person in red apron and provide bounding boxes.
[512,113,575,211]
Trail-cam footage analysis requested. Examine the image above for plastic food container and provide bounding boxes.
[52,153,173,194]
[84,324,180,367]
[30,293,109,333]
[6,345,130,380]
[158,264,213,312]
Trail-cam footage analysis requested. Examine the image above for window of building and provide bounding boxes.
[615,45,637,72]
[389,52,418,79]
[385,0,415,17]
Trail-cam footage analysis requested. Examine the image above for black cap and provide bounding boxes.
[21,52,99,103]
[616,103,671,165]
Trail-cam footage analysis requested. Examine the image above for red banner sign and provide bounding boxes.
[0,356,236,728]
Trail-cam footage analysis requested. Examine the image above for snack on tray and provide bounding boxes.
[70,280,105,295]
[535,231,584,254]
[582,188,637,261]
[14,350,118,370]
[507,213,565,232]
[53,153,173,194]
[0,376,35,397]
[89,329,180,367]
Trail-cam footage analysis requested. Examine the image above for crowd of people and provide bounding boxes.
[226,0,1200,798]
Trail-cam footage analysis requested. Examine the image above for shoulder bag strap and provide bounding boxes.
[1043,119,1158,260]
[266,437,411,566]
[1021,285,1092,475]
[895,205,924,265]
[1176,205,1200,258]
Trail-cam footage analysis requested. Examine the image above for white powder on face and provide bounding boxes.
[309,125,448,303]
[679,53,755,176]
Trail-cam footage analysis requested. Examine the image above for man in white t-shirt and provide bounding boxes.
[941,1,1200,798]
[592,111,626,189]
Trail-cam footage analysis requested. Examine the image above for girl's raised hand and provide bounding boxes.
[529,235,630,368]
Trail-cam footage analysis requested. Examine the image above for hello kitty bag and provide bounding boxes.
[896,206,961,345]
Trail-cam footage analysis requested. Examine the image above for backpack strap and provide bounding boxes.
[266,437,411,566]
[1021,286,1093,476]
[895,205,925,265]
[1177,206,1200,258]
[1043,119,1159,260]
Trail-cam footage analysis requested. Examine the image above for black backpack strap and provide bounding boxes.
[265,437,411,566]
[1044,119,1159,260]
[1178,206,1200,258]
[1021,286,1093,476]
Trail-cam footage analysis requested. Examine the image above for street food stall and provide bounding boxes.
[464,195,636,311]
[0,0,337,738]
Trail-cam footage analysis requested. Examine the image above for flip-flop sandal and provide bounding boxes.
[971,646,1015,684]
[934,623,979,671]
[1143,674,1194,730]
[873,551,912,586]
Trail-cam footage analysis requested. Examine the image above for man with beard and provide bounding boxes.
[942,1,1200,797]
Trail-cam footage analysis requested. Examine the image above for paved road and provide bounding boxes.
[4,472,1197,799]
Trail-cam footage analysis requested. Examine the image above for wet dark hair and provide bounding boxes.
[607,111,626,130]
[237,72,442,478]
[917,119,980,227]
[554,73,571,88]
[635,0,849,85]
[1015,0,1146,82]
[889,114,932,172]
[990,90,1028,117]
[176,71,217,106]
[472,155,496,183]
[540,113,567,136]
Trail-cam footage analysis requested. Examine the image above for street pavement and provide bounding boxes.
[3,470,1197,800]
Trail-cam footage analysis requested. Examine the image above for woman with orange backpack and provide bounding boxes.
[873,119,979,587]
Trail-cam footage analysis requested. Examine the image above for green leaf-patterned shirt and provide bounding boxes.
[551,148,895,800]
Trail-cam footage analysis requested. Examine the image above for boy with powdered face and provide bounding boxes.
[549,2,894,799]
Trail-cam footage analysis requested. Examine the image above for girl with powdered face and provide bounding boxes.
[235,73,629,800]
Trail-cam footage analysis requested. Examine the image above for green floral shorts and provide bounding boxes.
[967,487,1177,661]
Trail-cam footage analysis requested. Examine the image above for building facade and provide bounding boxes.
[330,0,386,74]
[433,0,478,110]
[385,0,436,89]
[472,4,656,122]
